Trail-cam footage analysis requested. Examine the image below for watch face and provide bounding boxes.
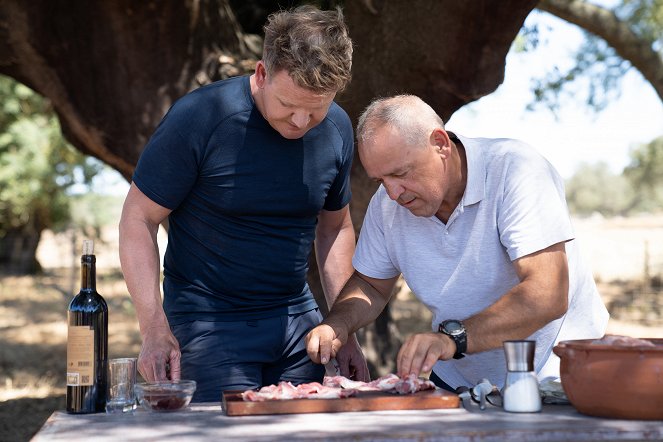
[444,320,463,335]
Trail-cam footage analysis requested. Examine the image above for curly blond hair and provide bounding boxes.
[262,5,353,94]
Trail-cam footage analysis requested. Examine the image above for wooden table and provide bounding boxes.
[32,403,663,441]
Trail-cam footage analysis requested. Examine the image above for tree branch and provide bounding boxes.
[537,0,663,103]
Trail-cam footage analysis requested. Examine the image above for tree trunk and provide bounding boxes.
[0,0,538,374]
[0,224,43,275]
[0,0,254,181]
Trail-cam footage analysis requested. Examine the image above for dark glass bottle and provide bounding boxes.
[66,240,108,414]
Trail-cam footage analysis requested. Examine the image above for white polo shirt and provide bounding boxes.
[353,134,609,388]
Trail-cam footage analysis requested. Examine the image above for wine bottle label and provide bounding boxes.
[66,325,95,386]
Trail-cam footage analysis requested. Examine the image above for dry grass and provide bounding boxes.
[0,269,140,441]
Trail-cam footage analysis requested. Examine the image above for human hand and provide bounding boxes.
[396,332,455,377]
[335,333,370,382]
[305,323,347,365]
[137,326,181,382]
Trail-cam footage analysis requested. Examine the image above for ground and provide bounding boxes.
[2,214,663,441]
[0,270,141,441]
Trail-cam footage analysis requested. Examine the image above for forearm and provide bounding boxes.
[315,210,356,308]
[119,214,169,337]
[322,273,391,337]
[465,251,569,354]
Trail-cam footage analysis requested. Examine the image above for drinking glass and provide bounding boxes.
[106,357,137,414]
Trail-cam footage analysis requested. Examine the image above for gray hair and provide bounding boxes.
[357,95,445,147]
[262,5,353,94]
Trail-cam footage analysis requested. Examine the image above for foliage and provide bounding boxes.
[566,161,634,215]
[69,193,126,242]
[566,136,663,215]
[0,75,103,237]
[529,35,630,115]
[623,135,663,209]
[620,0,663,42]
[526,0,663,113]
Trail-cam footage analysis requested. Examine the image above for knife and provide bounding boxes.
[324,358,341,377]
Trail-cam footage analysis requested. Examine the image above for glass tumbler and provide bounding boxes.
[106,357,137,414]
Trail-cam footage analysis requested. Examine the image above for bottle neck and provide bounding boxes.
[80,254,96,291]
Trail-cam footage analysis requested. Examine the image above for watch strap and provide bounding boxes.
[438,320,467,359]
[452,332,467,359]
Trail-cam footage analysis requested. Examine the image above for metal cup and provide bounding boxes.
[503,340,535,372]
[106,357,137,414]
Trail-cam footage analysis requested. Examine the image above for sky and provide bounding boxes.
[97,5,663,195]
[447,9,663,180]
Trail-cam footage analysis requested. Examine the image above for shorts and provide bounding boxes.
[171,308,325,402]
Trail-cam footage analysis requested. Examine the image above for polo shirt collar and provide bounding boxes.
[453,132,485,207]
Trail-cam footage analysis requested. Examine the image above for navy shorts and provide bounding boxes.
[171,308,325,402]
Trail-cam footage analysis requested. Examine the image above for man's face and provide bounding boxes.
[254,62,336,139]
[359,125,449,218]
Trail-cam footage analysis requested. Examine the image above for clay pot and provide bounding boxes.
[553,338,663,420]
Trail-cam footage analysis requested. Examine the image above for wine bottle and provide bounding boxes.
[66,239,108,414]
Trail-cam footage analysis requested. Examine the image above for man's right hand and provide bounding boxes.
[305,323,347,365]
[138,326,181,382]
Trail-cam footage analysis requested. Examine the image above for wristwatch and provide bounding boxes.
[438,319,467,359]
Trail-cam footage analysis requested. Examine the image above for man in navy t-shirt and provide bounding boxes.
[119,6,368,401]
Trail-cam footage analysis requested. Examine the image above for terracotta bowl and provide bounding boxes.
[553,338,663,420]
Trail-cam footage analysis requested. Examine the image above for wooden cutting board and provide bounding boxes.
[222,389,460,416]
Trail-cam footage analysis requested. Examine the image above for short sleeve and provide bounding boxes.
[352,187,401,279]
[132,96,209,210]
[322,106,354,211]
[498,149,574,260]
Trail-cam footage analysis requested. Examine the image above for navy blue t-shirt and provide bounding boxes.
[132,76,354,324]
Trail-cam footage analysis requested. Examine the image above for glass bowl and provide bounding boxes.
[135,380,197,412]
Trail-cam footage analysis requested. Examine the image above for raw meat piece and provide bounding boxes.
[592,335,655,347]
[368,374,401,391]
[323,375,380,391]
[240,381,298,402]
[324,373,437,395]
[274,381,300,399]
[307,387,358,399]
[241,381,357,402]
[321,376,344,388]
[394,374,419,394]
[295,382,325,395]
[393,374,436,394]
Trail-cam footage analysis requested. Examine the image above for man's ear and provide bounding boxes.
[255,61,267,88]
[430,128,452,158]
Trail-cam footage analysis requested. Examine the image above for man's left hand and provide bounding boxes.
[397,332,456,377]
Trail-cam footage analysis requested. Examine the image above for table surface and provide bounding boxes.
[32,402,663,441]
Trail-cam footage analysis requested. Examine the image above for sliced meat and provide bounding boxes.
[241,380,357,402]
[242,373,438,402]
[592,335,655,347]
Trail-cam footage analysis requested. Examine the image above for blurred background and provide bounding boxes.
[1,1,663,440]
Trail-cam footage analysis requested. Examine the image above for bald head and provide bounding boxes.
[356,95,445,149]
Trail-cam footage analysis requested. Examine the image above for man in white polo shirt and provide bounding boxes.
[306,94,608,390]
